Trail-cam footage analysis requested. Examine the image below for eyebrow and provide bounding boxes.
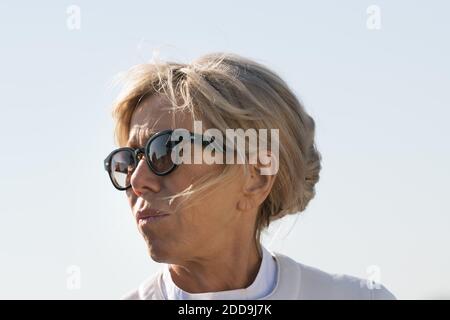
[127,128,157,148]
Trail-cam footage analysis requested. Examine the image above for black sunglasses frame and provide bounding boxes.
[104,129,216,191]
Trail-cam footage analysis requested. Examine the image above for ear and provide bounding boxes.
[237,159,277,212]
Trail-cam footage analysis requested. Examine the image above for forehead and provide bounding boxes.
[127,94,193,146]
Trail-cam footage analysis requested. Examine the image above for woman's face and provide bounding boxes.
[125,94,249,264]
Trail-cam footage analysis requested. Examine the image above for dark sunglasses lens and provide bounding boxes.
[147,133,175,174]
[110,150,135,189]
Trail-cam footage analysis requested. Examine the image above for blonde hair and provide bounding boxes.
[111,52,322,244]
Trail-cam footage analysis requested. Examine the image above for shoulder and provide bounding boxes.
[121,270,165,300]
[273,252,396,300]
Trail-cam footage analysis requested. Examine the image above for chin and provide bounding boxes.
[145,239,173,264]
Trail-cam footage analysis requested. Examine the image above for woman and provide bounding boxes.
[104,52,396,300]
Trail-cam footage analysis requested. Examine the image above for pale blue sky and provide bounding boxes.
[0,1,449,299]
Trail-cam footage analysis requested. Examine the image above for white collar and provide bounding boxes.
[161,245,278,300]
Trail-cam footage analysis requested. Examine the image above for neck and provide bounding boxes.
[168,239,263,293]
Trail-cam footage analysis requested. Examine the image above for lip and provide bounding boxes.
[136,208,170,223]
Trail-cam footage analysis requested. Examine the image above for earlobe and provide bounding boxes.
[237,198,250,211]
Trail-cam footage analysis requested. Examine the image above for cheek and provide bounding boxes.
[174,190,237,244]
[163,163,211,198]
[164,165,223,223]
[177,177,239,228]
[126,190,137,208]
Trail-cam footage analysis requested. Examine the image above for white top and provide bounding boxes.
[122,247,396,300]
[160,245,277,300]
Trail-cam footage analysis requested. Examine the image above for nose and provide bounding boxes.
[130,156,161,197]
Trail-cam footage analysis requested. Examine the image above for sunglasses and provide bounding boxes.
[104,129,218,190]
